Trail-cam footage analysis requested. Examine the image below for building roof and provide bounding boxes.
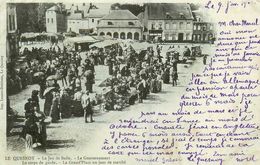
[137,12,144,21]
[47,5,65,14]
[88,3,111,18]
[47,6,59,11]
[101,9,139,20]
[146,3,194,20]
[97,21,143,28]
[67,12,83,20]
[192,9,213,22]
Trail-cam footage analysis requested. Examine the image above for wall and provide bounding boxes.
[97,19,143,40]
[88,17,102,29]
[97,27,142,40]
[67,19,88,33]
[56,13,67,33]
[46,10,57,33]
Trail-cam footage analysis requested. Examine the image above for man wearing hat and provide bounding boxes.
[24,98,34,119]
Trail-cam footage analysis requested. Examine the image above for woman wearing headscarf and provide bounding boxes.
[60,88,72,118]
[50,91,60,123]
[73,89,84,117]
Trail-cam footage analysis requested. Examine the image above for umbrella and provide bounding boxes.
[98,78,112,87]
[139,69,146,75]
[84,70,93,77]
[46,74,62,80]
[33,72,45,77]
[43,87,55,96]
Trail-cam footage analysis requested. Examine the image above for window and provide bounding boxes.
[172,23,177,29]
[92,19,94,23]
[186,33,191,40]
[179,22,184,29]
[9,15,12,30]
[113,32,118,38]
[193,24,196,30]
[180,13,185,19]
[128,22,134,25]
[187,22,191,29]
[120,32,125,39]
[100,32,105,36]
[12,15,15,30]
[134,32,139,40]
[198,25,201,30]
[51,18,53,23]
[172,34,177,40]
[151,23,155,30]
[198,34,201,41]
[208,34,213,40]
[127,32,132,39]
[159,23,162,30]
[165,23,169,30]
[165,34,169,40]
[203,25,207,31]
[108,22,113,25]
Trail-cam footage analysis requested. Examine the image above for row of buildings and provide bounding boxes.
[45,3,216,43]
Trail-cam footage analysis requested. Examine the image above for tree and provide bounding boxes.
[16,3,55,33]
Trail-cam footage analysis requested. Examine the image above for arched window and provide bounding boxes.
[107,32,112,36]
[113,32,118,38]
[120,32,126,39]
[134,32,139,40]
[127,32,132,39]
[100,32,105,36]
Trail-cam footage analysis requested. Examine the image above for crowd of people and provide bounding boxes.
[8,40,196,153]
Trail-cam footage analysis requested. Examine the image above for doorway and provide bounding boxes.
[178,33,184,41]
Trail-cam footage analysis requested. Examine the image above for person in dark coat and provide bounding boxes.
[25,98,34,119]
[85,70,94,93]
[162,67,170,84]
[107,56,114,75]
[171,70,178,86]
[50,91,60,123]
[203,55,207,65]
[39,77,46,99]
[60,89,72,118]
[43,90,53,116]
[121,63,131,77]
[31,90,40,110]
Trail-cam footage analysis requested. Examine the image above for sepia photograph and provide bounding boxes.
[7,1,260,165]
[6,2,215,154]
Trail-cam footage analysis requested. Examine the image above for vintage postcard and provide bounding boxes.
[1,0,260,164]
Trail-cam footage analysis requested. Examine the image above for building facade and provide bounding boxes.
[46,6,67,33]
[97,9,143,40]
[65,3,110,34]
[141,3,194,42]
[192,11,215,43]
[7,3,19,63]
